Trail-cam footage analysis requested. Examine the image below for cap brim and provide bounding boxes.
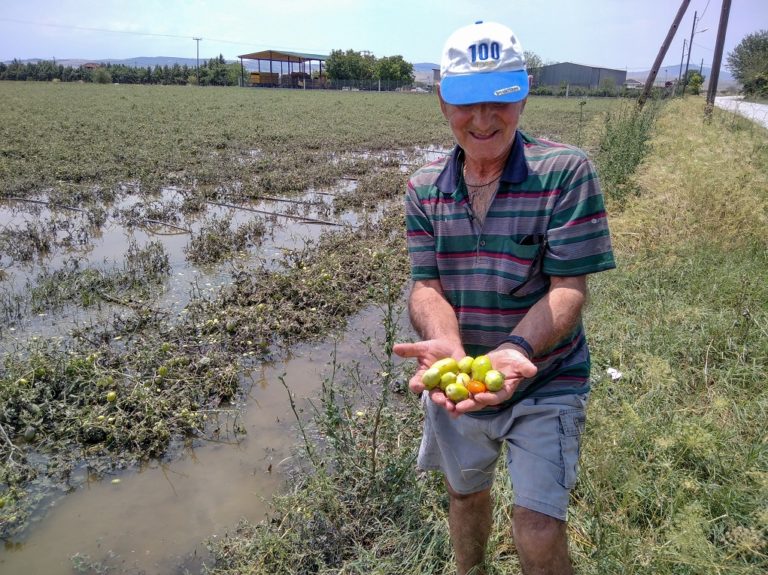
[440,70,529,105]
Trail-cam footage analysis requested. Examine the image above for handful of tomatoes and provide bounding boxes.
[420,355,505,402]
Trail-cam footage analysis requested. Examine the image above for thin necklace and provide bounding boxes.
[463,165,502,187]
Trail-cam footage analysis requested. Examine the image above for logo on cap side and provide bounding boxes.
[494,86,522,96]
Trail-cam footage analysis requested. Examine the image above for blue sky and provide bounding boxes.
[1,0,765,72]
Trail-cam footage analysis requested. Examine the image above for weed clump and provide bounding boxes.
[185,216,267,265]
[29,240,171,312]
[595,100,660,204]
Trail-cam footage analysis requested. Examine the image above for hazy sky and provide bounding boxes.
[1,0,766,71]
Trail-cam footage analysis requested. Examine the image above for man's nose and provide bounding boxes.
[471,104,494,128]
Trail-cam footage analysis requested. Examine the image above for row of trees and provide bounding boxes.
[0,51,415,87]
[324,50,414,83]
[0,55,241,86]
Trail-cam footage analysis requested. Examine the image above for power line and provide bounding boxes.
[0,17,192,41]
[0,17,329,54]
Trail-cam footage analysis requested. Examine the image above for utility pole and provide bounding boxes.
[681,11,697,96]
[639,0,691,108]
[193,37,202,85]
[705,0,732,117]
[677,38,687,93]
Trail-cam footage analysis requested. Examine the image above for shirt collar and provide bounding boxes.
[434,130,529,195]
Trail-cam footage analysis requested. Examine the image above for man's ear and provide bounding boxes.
[436,83,449,117]
[520,75,533,114]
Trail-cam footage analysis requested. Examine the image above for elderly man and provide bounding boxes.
[394,21,616,575]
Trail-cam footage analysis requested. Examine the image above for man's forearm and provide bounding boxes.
[408,279,463,346]
[503,275,588,357]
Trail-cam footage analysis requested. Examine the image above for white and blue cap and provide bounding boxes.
[440,20,529,105]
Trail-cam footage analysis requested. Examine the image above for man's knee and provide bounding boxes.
[512,505,567,549]
[445,480,491,502]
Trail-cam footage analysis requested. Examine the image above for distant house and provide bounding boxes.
[81,62,101,70]
[537,62,626,89]
[624,78,644,90]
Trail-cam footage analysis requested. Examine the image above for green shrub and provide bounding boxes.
[595,100,660,203]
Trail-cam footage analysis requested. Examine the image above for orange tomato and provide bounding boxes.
[467,380,487,395]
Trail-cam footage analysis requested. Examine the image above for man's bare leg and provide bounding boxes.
[447,482,492,575]
[512,505,573,575]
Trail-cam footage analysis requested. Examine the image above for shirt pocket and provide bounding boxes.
[493,235,548,298]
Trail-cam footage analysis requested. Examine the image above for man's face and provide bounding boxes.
[439,89,526,165]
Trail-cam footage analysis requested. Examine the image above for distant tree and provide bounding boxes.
[93,67,112,84]
[375,55,414,83]
[726,29,768,97]
[524,50,543,85]
[598,76,617,96]
[683,69,705,95]
[325,49,376,80]
[152,65,164,84]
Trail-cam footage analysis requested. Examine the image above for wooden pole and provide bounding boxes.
[705,0,733,117]
[638,0,691,108]
[681,11,698,95]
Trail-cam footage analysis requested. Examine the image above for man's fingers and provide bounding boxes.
[393,341,427,358]
[408,374,426,395]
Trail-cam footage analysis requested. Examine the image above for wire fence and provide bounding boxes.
[240,75,432,93]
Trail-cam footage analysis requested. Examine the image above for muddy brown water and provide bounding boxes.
[0,304,412,574]
[0,180,423,574]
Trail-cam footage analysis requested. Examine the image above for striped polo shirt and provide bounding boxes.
[405,130,616,408]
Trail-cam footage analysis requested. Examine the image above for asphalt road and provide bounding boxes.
[714,96,768,130]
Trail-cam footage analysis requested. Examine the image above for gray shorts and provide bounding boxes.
[417,392,589,520]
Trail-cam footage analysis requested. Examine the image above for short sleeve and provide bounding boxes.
[405,180,439,280]
[543,157,616,276]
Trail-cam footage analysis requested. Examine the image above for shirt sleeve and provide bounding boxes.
[543,157,616,276]
[404,179,439,280]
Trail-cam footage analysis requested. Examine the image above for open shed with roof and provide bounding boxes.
[237,49,328,88]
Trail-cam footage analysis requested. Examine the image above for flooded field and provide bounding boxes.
[0,152,431,573]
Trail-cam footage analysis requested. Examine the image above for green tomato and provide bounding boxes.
[106,390,118,403]
[445,383,470,403]
[484,370,505,392]
[457,356,475,374]
[471,355,492,382]
[431,357,460,377]
[439,371,457,391]
[421,367,441,390]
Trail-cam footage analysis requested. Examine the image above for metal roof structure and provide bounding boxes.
[237,50,327,63]
[236,49,328,87]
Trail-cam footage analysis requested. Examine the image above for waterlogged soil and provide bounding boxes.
[0,153,433,572]
[0,303,413,575]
